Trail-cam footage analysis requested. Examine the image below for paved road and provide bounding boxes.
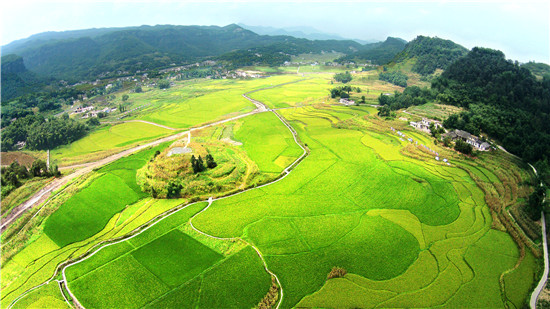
[531,213,548,308]
[530,163,548,309]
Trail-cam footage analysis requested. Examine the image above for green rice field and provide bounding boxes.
[1,71,540,309]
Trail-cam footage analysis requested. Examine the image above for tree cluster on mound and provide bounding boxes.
[333,71,353,83]
[379,70,408,87]
[392,35,468,75]
[329,85,361,98]
[137,146,228,199]
[433,47,550,163]
[377,86,435,110]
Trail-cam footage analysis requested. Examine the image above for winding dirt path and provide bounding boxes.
[0,113,254,232]
[6,80,310,309]
[100,119,179,131]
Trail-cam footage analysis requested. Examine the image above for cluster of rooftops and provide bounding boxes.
[410,118,491,151]
[442,129,491,151]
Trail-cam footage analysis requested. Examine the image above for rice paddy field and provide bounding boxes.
[1,70,541,309]
[131,75,303,129]
[51,121,174,166]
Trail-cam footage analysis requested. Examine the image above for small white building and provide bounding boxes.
[339,98,355,106]
[410,118,442,133]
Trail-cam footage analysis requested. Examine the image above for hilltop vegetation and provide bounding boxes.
[392,35,468,75]
[522,61,550,79]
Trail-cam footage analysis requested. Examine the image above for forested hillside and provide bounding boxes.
[432,47,550,162]
[392,35,468,75]
[336,37,407,65]
[2,24,362,82]
[1,55,50,101]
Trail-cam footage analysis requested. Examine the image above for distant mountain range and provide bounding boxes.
[237,23,377,44]
[336,37,408,65]
[1,24,365,84]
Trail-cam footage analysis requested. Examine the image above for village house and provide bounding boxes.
[339,98,355,106]
[443,129,491,151]
[410,118,442,132]
[72,106,94,115]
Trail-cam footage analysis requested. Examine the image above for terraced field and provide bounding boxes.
[134,75,303,128]
[192,105,538,308]
[1,72,540,309]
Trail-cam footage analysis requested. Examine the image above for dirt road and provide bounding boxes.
[1,79,308,232]
[0,111,259,231]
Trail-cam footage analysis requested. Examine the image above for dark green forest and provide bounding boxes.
[378,86,434,110]
[379,70,409,87]
[1,114,88,151]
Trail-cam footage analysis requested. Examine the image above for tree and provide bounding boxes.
[122,94,129,101]
[158,80,171,89]
[377,105,391,117]
[361,95,366,103]
[30,159,48,177]
[454,139,473,155]
[198,156,205,172]
[166,182,183,198]
[87,117,100,126]
[205,154,217,168]
[134,86,142,93]
[525,185,546,220]
[334,71,352,83]
[191,155,205,173]
[51,164,61,177]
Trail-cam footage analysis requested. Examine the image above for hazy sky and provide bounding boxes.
[1,0,549,63]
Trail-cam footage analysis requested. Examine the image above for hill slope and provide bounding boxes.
[392,36,468,75]
[1,54,49,101]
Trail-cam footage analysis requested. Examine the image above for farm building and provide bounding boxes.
[410,118,442,133]
[443,129,491,151]
[339,98,355,106]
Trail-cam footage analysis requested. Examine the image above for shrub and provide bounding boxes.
[454,139,473,155]
[158,80,171,89]
[327,266,347,279]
